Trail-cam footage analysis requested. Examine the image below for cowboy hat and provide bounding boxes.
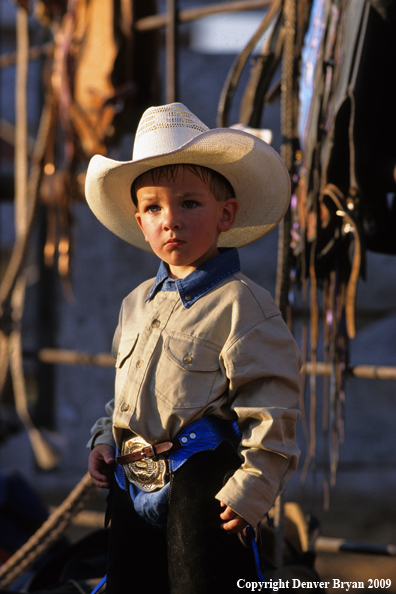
[85,103,290,252]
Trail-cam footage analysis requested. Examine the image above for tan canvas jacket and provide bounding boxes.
[88,272,301,526]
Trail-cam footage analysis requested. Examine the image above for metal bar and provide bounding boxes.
[0,41,54,69]
[315,536,396,557]
[135,0,272,32]
[303,362,396,380]
[45,509,396,556]
[349,365,396,380]
[0,118,36,152]
[24,348,115,367]
[15,6,29,237]
[22,349,396,379]
[49,507,105,528]
[166,0,178,103]
[47,506,396,557]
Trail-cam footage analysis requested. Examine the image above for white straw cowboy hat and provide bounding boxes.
[85,103,291,252]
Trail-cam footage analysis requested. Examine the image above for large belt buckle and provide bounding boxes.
[121,436,167,492]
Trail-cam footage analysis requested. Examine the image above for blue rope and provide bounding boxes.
[90,574,107,594]
[250,528,266,582]
[244,525,270,585]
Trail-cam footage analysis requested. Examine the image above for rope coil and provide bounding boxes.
[0,473,97,589]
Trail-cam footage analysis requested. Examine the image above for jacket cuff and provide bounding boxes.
[86,432,116,451]
[215,469,279,527]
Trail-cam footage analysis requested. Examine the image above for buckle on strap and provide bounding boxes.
[116,440,175,465]
[142,445,156,460]
[117,435,170,492]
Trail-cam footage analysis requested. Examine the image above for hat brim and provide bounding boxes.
[85,128,290,252]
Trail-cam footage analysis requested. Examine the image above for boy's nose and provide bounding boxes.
[162,207,182,230]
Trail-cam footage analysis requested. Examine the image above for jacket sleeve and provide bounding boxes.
[215,313,301,527]
[86,399,116,450]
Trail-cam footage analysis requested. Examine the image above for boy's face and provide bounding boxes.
[135,168,238,279]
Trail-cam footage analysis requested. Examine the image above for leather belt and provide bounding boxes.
[116,439,180,465]
[114,417,241,492]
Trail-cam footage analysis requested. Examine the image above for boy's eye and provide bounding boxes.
[146,204,160,213]
[183,200,198,209]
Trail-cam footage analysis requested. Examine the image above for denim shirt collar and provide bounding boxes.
[145,248,240,308]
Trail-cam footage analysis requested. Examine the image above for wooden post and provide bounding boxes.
[166,0,178,103]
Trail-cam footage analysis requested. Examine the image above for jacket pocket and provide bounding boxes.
[151,332,221,409]
[115,334,139,404]
[115,334,139,369]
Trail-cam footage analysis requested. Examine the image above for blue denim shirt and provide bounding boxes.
[117,247,240,530]
[145,247,240,307]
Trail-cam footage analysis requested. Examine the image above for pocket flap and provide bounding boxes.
[164,333,220,372]
[115,334,138,368]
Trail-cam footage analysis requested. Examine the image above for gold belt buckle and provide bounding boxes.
[121,435,167,492]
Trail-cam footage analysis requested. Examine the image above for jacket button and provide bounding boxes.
[136,360,144,368]
[184,295,192,301]
[151,319,160,328]
[121,403,129,412]
[183,355,193,365]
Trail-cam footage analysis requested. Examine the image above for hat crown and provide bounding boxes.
[132,103,209,161]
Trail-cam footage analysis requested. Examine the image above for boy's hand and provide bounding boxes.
[220,502,248,533]
[88,444,115,488]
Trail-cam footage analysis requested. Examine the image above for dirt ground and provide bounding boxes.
[296,491,396,594]
[315,554,396,594]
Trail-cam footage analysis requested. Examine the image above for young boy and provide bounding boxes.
[85,103,301,594]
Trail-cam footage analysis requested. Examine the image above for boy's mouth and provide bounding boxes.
[165,237,186,248]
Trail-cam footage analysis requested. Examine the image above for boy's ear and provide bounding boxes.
[218,198,239,233]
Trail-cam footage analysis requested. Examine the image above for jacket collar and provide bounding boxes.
[145,248,240,308]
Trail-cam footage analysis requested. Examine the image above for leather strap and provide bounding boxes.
[116,440,180,465]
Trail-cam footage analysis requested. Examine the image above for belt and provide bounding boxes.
[116,416,241,492]
[115,439,181,465]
